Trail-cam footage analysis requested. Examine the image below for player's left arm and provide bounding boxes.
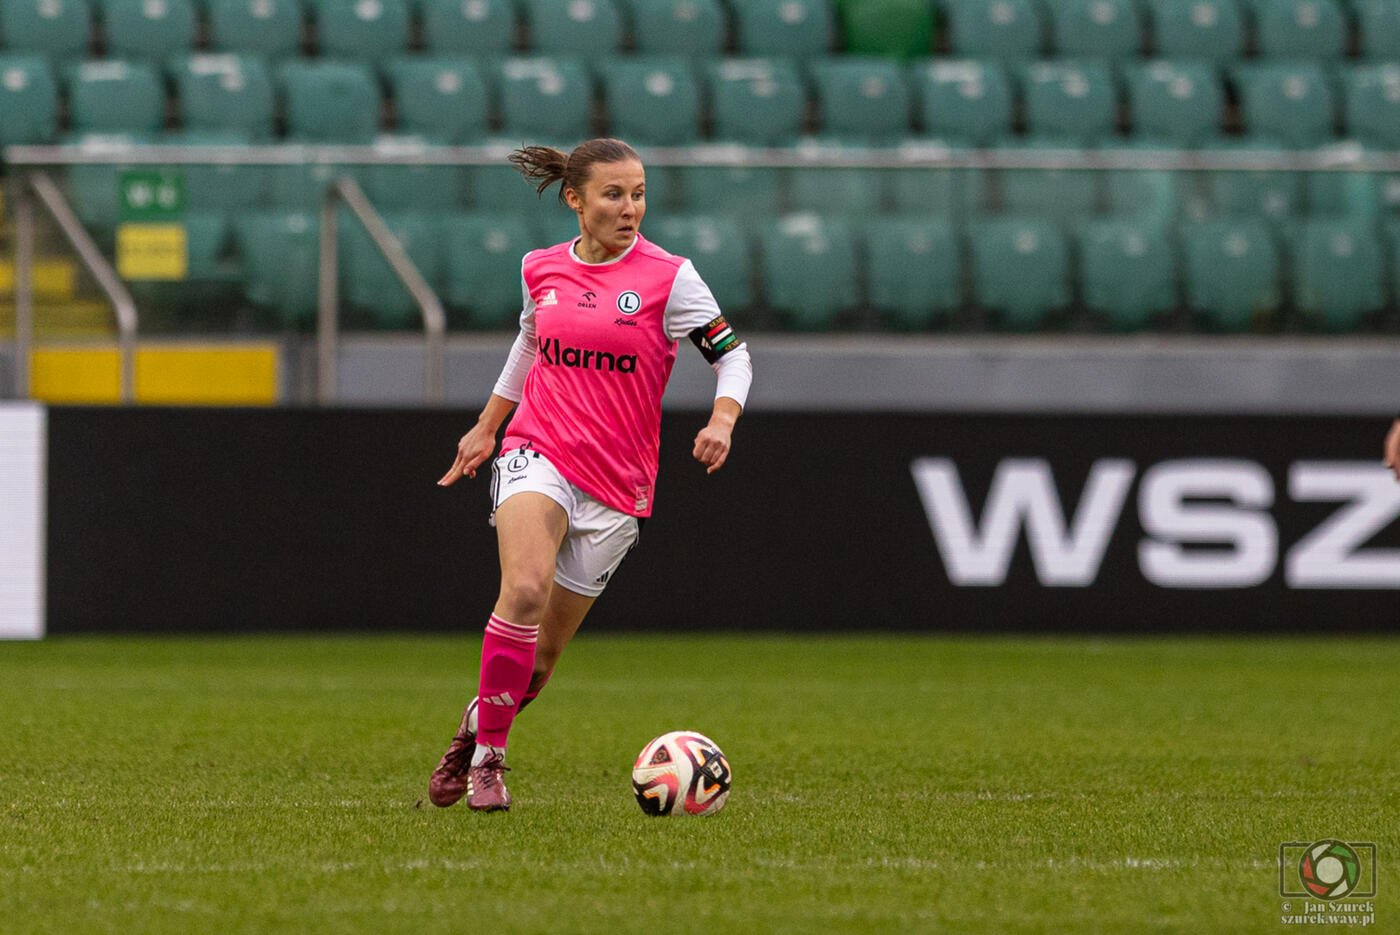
[665,261,753,475]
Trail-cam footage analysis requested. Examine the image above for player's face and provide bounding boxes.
[566,159,646,261]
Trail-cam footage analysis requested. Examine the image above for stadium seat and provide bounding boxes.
[66,60,165,135]
[420,0,516,53]
[808,57,910,144]
[339,212,444,327]
[887,150,988,219]
[862,216,961,328]
[1180,218,1280,330]
[1341,64,1400,150]
[599,57,701,145]
[362,153,469,211]
[278,60,380,143]
[909,58,1012,145]
[1232,63,1336,148]
[1305,169,1384,219]
[1078,219,1177,329]
[1200,139,1303,221]
[1046,0,1143,59]
[0,0,91,63]
[1356,0,1400,59]
[61,134,145,236]
[98,0,197,60]
[315,0,411,60]
[998,140,1101,218]
[1144,0,1245,63]
[268,161,358,210]
[1247,0,1346,60]
[207,0,304,58]
[646,214,753,311]
[439,213,533,327]
[1124,60,1222,146]
[839,0,933,59]
[234,211,322,324]
[168,130,269,212]
[757,214,859,329]
[626,0,725,56]
[496,57,593,142]
[942,0,1044,59]
[1291,218,1387,330]
[517,0,624,54]
[788,147,890,215]
[732,0,834,58]
[181,212,233,280]
[1101,142,1184,227]
[967,217,1070,329]
[0,55,58,145]
[673,162,786,219]
[703,58,806,145]
[385,57,490,143]
[1021,60,1117,144]
[172,54,275,140]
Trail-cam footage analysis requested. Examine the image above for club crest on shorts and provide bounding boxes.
[616,291,641,314]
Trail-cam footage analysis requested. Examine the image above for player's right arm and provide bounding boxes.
[1384,417,1400,482]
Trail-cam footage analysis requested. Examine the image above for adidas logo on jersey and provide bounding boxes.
[536,289,558,307]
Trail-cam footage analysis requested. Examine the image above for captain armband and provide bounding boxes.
[687,315,742,365]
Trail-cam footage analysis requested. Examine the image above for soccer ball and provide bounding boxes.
[630,730,731,817]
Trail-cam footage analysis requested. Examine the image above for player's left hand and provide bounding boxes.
[693,423,732,475]
[1384,418,1400,482]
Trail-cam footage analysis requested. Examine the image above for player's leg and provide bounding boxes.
[518,584,595,712]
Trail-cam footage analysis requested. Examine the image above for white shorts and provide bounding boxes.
[489,447,642,598]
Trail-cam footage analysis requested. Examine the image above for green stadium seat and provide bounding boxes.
[61,135,141,236]
[1306,170,1384,219]
[1124,60,1222,146]
[1201,139,1303,221]
[732,0,834,58]
[182,212,233,280]
[420,0,516,54]
[626,0,725,56]
[647,214,753,311]
[808,57,910,143]
[496,57,592,142]
[167,130,269,212]
[1101,155,1183,228]
[887,145,988,218]
[839,0,933,59]
[1144,0,1245,63]
[862,216,961,328]
[1356,0,1400,59]
[998,140,1101,218]
[278,60,380,143]
[362,147,469,211]
[1232,63,1336,148]
[339,212,444,327]
[316,0,411,59]
[268,161,358,209]
[757,214,859,329]
[518,0,624,54]
[1341,64,1400,150]
[0,0,91,63]
[788,146,890,215]
[439,213,533,327]
[0,55,58,145]
[207,0,304,58]
[66,60,165,135]
[599,57,701,145]
[386,57,490,143]
[703,58,806,145]
[234,211,321,325]
[1291,218,1387,330]
[673,161,786,219]
[942,0,1044,59]
[172,54,275,140]
[1180,218,1280,330]
[98,0,196,60]
[1387,221,1400,302]
[1047,0,1143,59]
[1021,60,1117,144]
[532,209,582,246]
[1078,219,1177,329]
[909,58,1012,145]
[967,217,1070,329]
[1247,0,1346,60]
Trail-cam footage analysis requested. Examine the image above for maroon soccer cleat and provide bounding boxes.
[467,750,512,812]
[427,698,478,808]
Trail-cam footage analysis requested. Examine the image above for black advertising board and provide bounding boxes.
[44,408,1400,634]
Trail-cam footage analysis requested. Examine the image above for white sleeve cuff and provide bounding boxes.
[712,343,752,410]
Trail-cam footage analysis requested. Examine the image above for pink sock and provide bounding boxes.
[475,614,538,749]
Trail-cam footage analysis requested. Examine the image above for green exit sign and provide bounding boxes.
[118,169,185,222]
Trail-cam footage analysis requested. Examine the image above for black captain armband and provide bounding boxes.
[688,315,741,365]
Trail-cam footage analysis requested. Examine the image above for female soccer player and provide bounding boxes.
[427,138,753,812]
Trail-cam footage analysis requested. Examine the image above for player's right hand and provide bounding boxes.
[438,424,496,486]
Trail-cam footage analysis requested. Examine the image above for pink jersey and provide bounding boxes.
[501,235,707,516]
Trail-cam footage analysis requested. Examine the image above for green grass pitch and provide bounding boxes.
[2,634,1396,933]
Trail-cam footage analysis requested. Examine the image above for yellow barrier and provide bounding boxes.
[29,343,280,405]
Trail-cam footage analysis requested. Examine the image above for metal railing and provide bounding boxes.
[11,170,138,402]
[317,175,446,404]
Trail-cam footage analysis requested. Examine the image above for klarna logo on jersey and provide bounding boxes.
[538,337,638,373]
